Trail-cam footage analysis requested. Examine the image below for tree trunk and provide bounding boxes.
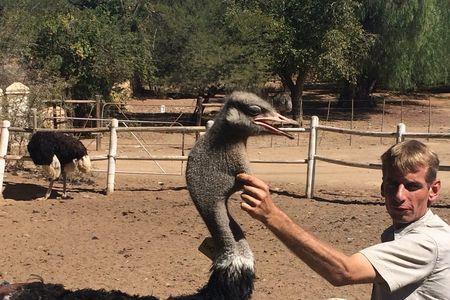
[280,71,307,125]
[338,82,356,108]
[131,71,144,97]
[338,77,376,108]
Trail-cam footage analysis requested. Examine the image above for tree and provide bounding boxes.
[341,0,450,103]
[0,0,67,86]
[151,0,271,97]
[229,0,373,121]
[24,1,155,99]
[0,0,156,99]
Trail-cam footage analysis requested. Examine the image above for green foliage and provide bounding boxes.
[29,12,120,98]
[0,0,67,85]
[151,0,271,95]
[363,0,449,90]
[316,2,374,83]
[1,0,447,104]
[232,0,373,83]
[1,0,155,99]
[228,0,374,119]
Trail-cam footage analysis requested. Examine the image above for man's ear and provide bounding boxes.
[380,182,385,197]
[428,179,441,205]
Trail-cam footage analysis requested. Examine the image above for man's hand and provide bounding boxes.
[237,174,376,286]
[237,173,281,225]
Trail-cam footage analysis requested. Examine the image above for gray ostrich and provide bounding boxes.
[185,91,297,300]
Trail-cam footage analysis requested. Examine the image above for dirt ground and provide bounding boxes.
[1,92,449,299]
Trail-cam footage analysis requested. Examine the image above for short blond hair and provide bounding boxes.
[381,140,439,183]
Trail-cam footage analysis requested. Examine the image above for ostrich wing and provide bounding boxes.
[27,133,56,165]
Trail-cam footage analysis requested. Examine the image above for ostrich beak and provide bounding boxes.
[253,113,299,139]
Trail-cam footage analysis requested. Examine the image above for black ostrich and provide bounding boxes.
[183,91,298,299]
[27,131,91,200]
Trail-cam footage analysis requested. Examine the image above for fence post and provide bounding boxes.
[396,123,405,143]
[52,102,57,129]
[106,118,118,195]
[195,96,204,140]
[0,120,11,199]
[95,95,102,151]
[306,116,319,199]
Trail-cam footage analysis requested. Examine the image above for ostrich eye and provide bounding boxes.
[247,105,262,116]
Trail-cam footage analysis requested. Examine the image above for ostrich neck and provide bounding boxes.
[208,118,251,146]
[184,113,256,299]
[186,129,252,255]
[204,198,246,252]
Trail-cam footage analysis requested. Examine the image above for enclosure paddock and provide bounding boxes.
[0,116,449,199]
[0,116,449,299]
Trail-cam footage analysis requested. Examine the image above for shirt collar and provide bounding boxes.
[394,209,434,238]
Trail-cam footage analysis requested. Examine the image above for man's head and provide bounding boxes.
[381,140,441,227]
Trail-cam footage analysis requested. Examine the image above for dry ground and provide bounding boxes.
[1,92,449,299]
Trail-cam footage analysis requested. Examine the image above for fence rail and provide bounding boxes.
[315,155,382,170]
[0,117,449,199]
[9,127,110,133]
[403,132,450,139]
[306,117,450,197]
[317,125,397,138]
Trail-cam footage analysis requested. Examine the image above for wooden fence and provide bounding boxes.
[0,117,449,199]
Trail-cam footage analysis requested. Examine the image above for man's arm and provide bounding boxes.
[238,173,377,286]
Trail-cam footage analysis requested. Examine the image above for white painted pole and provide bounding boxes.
[306,116,319,198]
[396,123,406,144]
[0,120,11,199]
[106,119,118,195]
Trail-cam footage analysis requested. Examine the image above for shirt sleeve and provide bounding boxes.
[359,232,437,293]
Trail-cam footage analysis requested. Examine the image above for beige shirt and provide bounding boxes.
[360,210,450,299]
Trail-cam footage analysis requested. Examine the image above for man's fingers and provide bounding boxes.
[240,193,260,207]
[240,201,253,212]
[241,184,267,200]
[237,173,269,191]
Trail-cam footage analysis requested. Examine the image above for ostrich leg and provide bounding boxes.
[37,179,54,200]
[61,172,70,199]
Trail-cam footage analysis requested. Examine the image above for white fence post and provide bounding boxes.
[0,120,11,199]
[306,116,319,198]
[396,123,406,143]
[106,119,118,195]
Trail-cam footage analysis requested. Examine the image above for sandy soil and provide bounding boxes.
[1,92,449,299]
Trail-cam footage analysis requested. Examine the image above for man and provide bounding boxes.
[238,140,450,299]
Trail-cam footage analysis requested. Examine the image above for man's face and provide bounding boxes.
[382,166,440,227]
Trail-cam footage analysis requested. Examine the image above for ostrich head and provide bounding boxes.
[210,91,297,141]
[185,91,298,300]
